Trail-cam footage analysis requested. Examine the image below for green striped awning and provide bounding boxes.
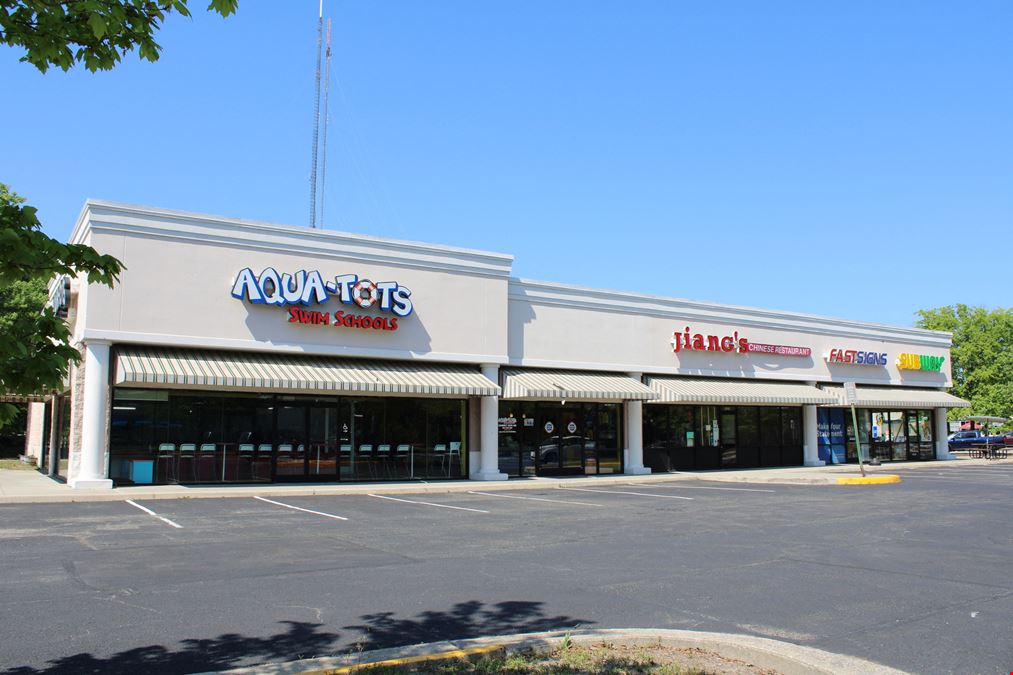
[820,385,970,409]
[501,369,656,401]
[647,377,836,405]
[0,394,47,403]
[115,347,500,397]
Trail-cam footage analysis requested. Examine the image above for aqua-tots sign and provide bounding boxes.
[230,267,414,317]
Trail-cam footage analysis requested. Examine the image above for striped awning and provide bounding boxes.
[647,377,837,405]
[0,394,47,403]
[501,369,656,401]
[820,385,970,409]
[115,347,500,397]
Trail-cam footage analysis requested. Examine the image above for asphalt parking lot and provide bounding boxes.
[2,465,1012,675]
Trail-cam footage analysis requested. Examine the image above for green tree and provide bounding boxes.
[1,0,237,72]
[916,304,1013,422]
[0,1,238,428]
[0,184,124,427]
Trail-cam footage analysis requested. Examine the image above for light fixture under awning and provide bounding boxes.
[501,369,657,401]
[647,377,837,405]
[820,385,970,409]
[114,347,500,398]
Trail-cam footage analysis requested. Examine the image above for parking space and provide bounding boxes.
[3,472,1013,675]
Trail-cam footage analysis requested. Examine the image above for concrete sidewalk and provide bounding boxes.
[2,456,1009,504]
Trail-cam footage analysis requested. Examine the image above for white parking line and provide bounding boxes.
[125,500,183,529]
[627,483,775,493]
[557,487,693,500]
[253,496,348,521]
[467,490,601,506]
[368,494,490,513]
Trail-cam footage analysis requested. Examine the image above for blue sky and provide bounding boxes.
[3,1,1010,327]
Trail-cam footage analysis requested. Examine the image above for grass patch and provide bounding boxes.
[351,642,774,674]
[0,459,36,470]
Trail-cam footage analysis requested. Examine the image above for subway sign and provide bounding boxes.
[825,348,888,366]
[231,267,414,332]
[897,353,945,372]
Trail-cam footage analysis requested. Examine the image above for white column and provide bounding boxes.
[624,372,650,475]
[472,364,507,481]
[935,407,954,460]
[802,381,824,467]
[70,340,113,489]
[803,405,823,466]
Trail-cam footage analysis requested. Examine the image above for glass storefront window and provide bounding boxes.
[644,404,803,472]
[109,389,467,485]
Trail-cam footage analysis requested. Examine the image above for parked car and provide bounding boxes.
[947,430,1007,451]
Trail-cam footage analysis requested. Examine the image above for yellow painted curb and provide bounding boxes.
[297,644,504,674]
[836,475,901,485]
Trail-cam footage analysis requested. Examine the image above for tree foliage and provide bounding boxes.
[916,304,1013,422]
[0,184,124,427]
[2,2,238,430]
[0,0,238,72]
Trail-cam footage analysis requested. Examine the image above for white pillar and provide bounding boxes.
[934,407,954,460]
[803,381,824,467]
[624,372,650,475]
[803,405,824,467]
[472,364,507,481]
[70,340,113,489]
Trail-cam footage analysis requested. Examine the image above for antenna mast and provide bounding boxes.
[319,18,332,229]
[309,0,323,228]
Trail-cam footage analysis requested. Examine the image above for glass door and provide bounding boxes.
[307,403,339,480]
[535,403,584,475]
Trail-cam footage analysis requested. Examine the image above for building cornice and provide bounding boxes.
[509,278,953,348]
[79,329,509,365]
[72,200,515,279]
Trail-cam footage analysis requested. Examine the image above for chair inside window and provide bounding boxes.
[254,444,273,481]
[449,441,462,476]
[376,444,392,477]
[358,444,374,478]
[277,444,294,475]
[237,443,255,482]
[395,444,411,477]
[178,443,197,482]
[433,443,448,476]
[198,443,217,482]
[155,443,177,483]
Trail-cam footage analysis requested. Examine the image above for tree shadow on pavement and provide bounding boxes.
[2,620,339,675]
[3,600,588,674]
[345,599,592,652]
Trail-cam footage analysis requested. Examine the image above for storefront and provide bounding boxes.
[22,201,968,488]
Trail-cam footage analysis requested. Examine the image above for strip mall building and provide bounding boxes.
[23,201,968,488]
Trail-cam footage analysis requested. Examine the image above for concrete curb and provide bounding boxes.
[0,470,830,504]
[2,456,1010,504]
[196,628,910,675]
